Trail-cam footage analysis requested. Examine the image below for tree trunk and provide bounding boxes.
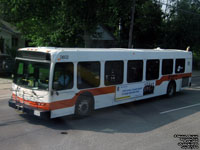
[128,0,136,48]
[84,30,91,48]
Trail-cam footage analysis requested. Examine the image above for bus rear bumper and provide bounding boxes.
[8,99,50,119]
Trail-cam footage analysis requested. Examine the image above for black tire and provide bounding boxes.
[167,82,176,97]
[75,96,93,117]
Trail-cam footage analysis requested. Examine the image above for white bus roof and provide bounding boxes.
[18,47,192,62]
[19,47,190,53]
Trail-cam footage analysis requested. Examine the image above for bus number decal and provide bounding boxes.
[60,55,69,60]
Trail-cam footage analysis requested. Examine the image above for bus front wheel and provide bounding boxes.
[75,96,93,117]
[167,82,176,97]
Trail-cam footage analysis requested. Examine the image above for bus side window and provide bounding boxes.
[127,60,143,83]
[77,61,100,89]
[175,59,185,73]
[53,62,74,90]
[105,61,123,86]
[146,59,159,80]
[162,59,173,75]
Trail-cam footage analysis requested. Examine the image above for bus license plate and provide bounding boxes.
[34,110,41,116]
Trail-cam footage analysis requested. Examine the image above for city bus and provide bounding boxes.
[9,47,192,119]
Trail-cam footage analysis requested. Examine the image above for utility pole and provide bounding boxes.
[119,18,122,47]
[128,0,136,48]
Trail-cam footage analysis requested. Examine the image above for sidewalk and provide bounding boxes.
[0,78,12,99]
[0,78,12,89]
[0,78,12,84]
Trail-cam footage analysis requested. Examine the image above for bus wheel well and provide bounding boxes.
[167,80,176,97]
[169,80,176,88]
[75,92,94,117]
[79,92,94,106]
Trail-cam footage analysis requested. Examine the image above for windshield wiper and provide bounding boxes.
[32,89,37,97]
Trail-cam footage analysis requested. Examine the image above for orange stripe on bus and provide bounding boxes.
[12,86,116,111]
[156,73,192,86]
[49,86,116,110]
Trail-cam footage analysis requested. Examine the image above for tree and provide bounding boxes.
[162,0,200,52]
[0,0,104,47]
[0,0,164,48]
[99,0,163,48]
[133,0,163,48]
[128,0,136,48]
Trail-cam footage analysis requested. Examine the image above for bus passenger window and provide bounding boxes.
[127,60,143,83]
[77,62,100,89]
[175,59,185,73]
[53,63,74,90]
[105,61,123,86]
[146,60,159,80]
[162,59,173,75]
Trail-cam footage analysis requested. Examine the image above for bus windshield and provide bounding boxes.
[14,59,50,90]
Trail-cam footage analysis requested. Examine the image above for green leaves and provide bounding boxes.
[0,0,97,46]
[0,0,199,52]
[163,0,200,52]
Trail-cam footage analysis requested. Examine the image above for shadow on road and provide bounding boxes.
[19,87,200,134]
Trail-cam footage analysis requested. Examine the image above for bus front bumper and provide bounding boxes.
[8,99,50,119]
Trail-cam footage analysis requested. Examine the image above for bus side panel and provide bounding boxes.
[94,93,114,109]
[154,81,169,96]
[49,91,77,118]
[111,91,162,106]
[51,106,75,118]
[185,58,192,73]
[50,91,76,103]
[175,79,182,92]
[111,82,167,106]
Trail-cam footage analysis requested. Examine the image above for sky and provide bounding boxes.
[159,0,171,13]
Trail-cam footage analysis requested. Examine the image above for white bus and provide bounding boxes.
[9,47,192,119]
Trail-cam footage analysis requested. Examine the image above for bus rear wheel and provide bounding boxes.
[75,96,93,117]
[167,82,176,97]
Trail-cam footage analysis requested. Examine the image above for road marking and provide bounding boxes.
[160,103,200,114]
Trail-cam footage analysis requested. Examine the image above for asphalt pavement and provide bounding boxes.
[192,70,200,77]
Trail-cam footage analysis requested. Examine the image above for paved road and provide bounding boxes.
[0,77,200,150]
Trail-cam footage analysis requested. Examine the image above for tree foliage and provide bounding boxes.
[133,0,163,48]
[0,0,104,46]
[0,0,199,52]
[163,0,200,52]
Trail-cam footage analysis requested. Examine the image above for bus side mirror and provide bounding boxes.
[51,90,59,96]
[51,82,60,96]
[53,82,60,91]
